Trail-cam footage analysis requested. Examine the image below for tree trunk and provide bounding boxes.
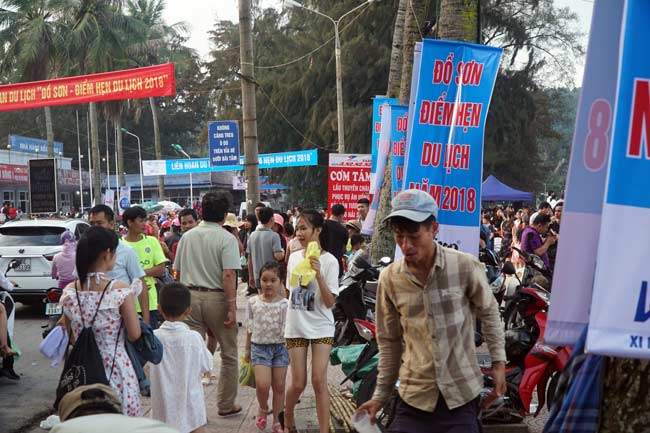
[370,0,427,261]
[149,97,165,200]
[386,0,408,99]
[116,117,126,188]
[600,358,650,432]
[89,102,102,205]
[438,0,479,42]
[239,0,260,214]
[45,106,54,158]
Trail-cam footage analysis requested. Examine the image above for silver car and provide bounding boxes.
[0,219,89,305]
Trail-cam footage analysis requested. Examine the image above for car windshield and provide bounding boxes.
[0,226,66,246]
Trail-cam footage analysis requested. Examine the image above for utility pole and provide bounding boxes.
[239,0,260,214]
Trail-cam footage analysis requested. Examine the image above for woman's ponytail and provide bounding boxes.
[75,227,119,284]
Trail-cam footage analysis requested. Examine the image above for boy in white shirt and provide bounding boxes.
[149,283,213,433]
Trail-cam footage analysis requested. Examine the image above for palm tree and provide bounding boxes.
[61,0,143,203]
[126,0,190,200]
[0,0,69,157]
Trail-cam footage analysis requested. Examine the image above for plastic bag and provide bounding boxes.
[238,354,255,388]
[289,241,320,288]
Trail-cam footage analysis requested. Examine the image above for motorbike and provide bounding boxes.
[479,260,571,423]
[332,318,397,432]
[332,250,391,347]
[42,287,63,339]
[1,259,20,380]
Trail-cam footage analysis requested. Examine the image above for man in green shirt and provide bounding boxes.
[122,206,167,329]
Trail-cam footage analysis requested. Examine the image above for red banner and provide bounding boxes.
[0,63,175,111]
[327,154,371,221]
[0,163,28,183]
[0,163,89,187]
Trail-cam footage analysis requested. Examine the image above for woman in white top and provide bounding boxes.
[284,210,339,433]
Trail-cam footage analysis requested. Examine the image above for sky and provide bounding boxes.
[163,0,594,84]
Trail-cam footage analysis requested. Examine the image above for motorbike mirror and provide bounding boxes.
[8,260,20,270]
[502,261,517,276]
[379,256,392,267]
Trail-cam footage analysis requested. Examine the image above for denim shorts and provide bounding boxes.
[250,342,289,368]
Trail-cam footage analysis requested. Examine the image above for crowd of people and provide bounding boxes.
[0,188,565,433]
[29,193,379,433]
[479,195,563,278]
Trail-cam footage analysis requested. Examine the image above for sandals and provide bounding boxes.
[272,423,283,433]
[218,405,243,418]
[255,416,267,430]
[255,409,268,431]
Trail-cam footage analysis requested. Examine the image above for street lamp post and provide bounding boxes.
[6,144,10,164]
[171,143,193,209]
[284,0,378,154]
[121,128,145,204]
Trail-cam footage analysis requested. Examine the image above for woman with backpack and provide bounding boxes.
[58,226,143,416]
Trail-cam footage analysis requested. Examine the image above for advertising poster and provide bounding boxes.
[119,186,131,216]
[363,105,392,235]
[390,104,409,197]
[370,96,398,192]
[8,135,63,155]
[587,0,650,358]
[0,63,175,111]
[327,154,371,221]
[142,150,318,176]
[29,159,58,213]
[402,40,502,255]
[103,189,115,209]
[208,120,240,166]
[546,0,624,345]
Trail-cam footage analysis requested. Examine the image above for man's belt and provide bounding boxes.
[188,286,224,292]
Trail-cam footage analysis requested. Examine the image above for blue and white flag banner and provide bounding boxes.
[370,96,398,192]
[402,39,502,255]
[402,41,422,182]
[587,0,650,359]
[390,104,409,197]
[362,104,393,236]
[142,149,318,176]
[546,0,624,346]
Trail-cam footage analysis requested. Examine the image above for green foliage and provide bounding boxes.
[0,0,582,205]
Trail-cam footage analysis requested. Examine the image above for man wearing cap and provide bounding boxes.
[246,206,284,295]
[357,189,506,432]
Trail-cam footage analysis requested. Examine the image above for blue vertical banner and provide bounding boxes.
[209,120,240,166]
[370,96,398,187]
[402,40,502,255]
[390,104,409,197]
[546,0,624,346]
[587,0,650,359]
[362,104,393,236]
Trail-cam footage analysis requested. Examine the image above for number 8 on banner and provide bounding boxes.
[583,99,612,172]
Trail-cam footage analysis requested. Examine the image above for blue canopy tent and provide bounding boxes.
[481,175,534,202]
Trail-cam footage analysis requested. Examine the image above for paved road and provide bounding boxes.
[0,303,60,433]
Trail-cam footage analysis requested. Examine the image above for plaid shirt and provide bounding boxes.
[371,243,506,411]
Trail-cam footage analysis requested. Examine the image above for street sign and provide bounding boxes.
[209,120,240,166]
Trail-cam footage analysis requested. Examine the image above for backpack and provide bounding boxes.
[54,280,121,409]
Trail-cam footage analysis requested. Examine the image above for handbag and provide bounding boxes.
[54,280,120,409]
[131,317,164,365]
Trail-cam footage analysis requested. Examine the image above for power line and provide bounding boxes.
[256,82,334,152]
[254,4,370,70]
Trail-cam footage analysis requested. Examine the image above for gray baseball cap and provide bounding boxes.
[383,189,439,223]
